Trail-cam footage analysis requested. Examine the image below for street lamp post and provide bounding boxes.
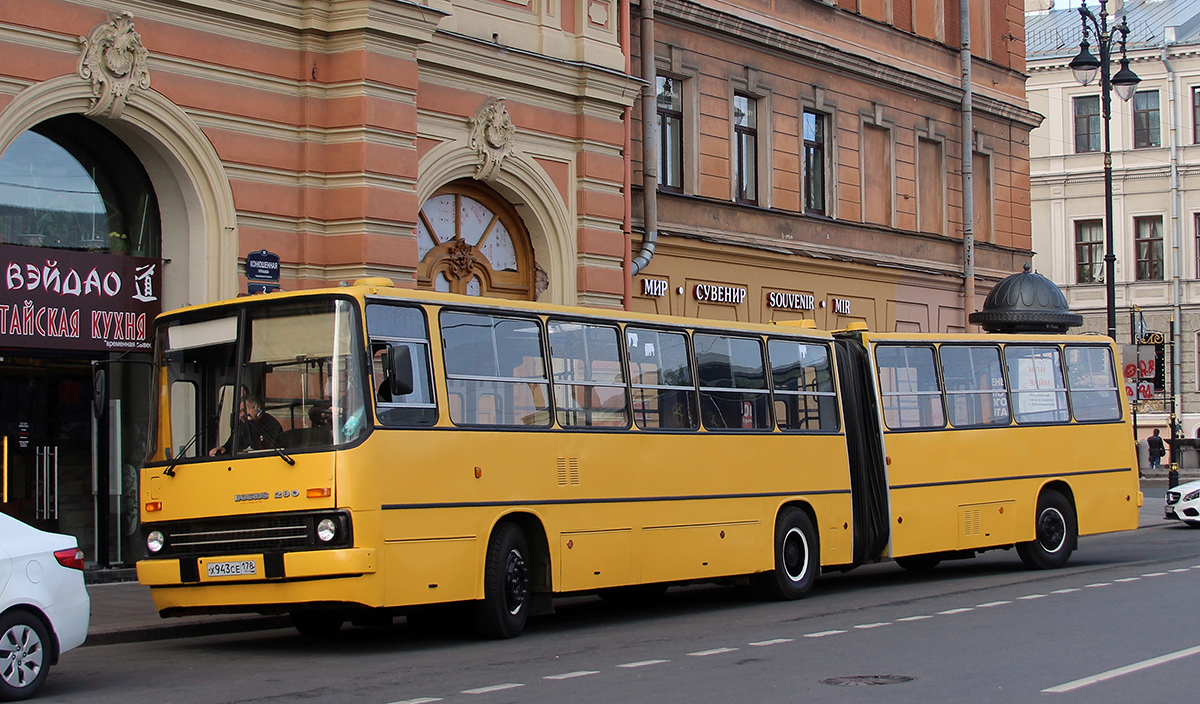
[1068,1,1140,342]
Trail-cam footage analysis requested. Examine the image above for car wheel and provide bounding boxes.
[1016,490,1077,570]
[473,521,530,639]
[752,507,819,600]
[0,610,51,702]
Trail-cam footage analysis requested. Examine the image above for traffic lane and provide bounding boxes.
[40,528,1200,704]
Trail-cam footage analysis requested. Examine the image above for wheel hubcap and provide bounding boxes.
[504,549,528,615]
[782,527,810,582]
[0,624,43,689]
[1037,507,1067,553]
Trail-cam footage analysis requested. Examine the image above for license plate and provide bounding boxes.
[206,560,257,577]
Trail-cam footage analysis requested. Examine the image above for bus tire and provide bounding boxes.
[1016,490,1076,570]
[474,521,530,639]
[291,610,344,637]
[895,554,941,572]
[753,507,818,601]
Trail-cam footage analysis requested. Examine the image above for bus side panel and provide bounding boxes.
[356,429,854,607]
[885,422,1138,558]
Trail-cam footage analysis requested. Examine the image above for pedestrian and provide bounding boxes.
[1147,428,1166,472]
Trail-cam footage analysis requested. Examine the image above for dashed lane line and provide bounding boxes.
[543,671,600,681]
[1143,572,1168,577]
[1084,582,1111,588]
[461,684,523,695]
[1114,577,1140,582]
[749,638,794,646]
[977,600,1012,607]
[389,699,442,704]
[896,615,934,622]
[804,629,846,637]
[1018,594,1047,600]
[617,659,669,668]
[689,647,738,657]
[1169,568,1189,573]
[937,608,974,615]
[854,622,891,629]
[1051,588,1080,594]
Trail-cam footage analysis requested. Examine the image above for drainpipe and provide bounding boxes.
[631,0,657,275]
[621,0,633,308]
[1162,40,1184,429]
[961,0,975,328]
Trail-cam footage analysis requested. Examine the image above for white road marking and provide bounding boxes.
[689,647,738,657]
[804,629,846,638]
[462,684,523,695]
[977,600,1012,608]
[618,660,669,668]
[854,622,891,629]
[749,638,794,646]
[1143,572,1168,577]
[1084,582,1111,588]
[389,699,442,704]
[897,615,934,622]
[1018,594,1047,600]
[1169,568,1189,573]
[1114,577,1140,583]
[1051,588,1080,594]
[543,671,599,680]
[1043,644,1200,693]
[938,608,973,615]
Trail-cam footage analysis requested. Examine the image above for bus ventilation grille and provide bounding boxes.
[963,508,982,537]
[557,457,580,486]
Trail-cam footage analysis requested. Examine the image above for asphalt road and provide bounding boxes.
[38,490,1200,704]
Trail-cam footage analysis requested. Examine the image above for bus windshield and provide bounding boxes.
[150,297,366,463]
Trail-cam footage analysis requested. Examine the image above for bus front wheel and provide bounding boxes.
[753,507,818,600]
[1016,490,1077,570]
[474,521,530,639]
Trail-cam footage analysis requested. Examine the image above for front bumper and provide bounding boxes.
[138,547,376,587]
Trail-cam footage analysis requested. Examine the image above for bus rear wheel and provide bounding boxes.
[474,521,530,639]
[753,508,818,600]
[1016,490,1076,570]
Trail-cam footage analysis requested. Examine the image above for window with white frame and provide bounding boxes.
[733,93,758,205]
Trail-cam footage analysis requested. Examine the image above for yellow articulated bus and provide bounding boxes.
[135,280,1140,638]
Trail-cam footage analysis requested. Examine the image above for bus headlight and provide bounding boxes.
[146,530,165,554]
[316,518,338,543]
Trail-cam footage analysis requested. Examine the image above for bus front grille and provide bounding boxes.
[146,511,352,558]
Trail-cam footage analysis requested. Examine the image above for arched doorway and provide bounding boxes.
[0,114,162,565]
[416,183,535,300]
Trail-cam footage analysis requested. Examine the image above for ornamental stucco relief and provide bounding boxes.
[469,98,516,182]
[77,10,151,119]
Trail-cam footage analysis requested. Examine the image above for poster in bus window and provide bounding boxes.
[1016,353,1059,415]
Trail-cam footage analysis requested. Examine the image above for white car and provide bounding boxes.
[1165,479,1200,528]
[0,514,90,701]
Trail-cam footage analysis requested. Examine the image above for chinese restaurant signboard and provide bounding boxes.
[0,244,161,352]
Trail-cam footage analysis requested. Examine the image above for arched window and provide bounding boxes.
[416,183,534,300]
[0,115,161,257]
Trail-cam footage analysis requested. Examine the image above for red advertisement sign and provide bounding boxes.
[0,244,161,352]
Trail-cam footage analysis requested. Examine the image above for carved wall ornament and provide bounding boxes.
[469,98,516,181]
[446,238,480,280]
[77,10,151,119]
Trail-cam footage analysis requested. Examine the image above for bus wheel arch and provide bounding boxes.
[474,512,549,639]
[753,503,819,600]
[1017,484,1077,570]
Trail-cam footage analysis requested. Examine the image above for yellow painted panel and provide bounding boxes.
[641,521,763,583]
[558,529,635,591]
[382,539,478,606]
[956,501,1015,550]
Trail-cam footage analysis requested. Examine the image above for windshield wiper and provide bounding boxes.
[162,432,201,477]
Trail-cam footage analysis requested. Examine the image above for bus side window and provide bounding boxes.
[1005,346,1070,424]
[768,339,838,432]
[366,304,438,426]
[1065,345,1121,422]
[548,320,629,428]
[627,327,697,430]
[695,334,770,430]
[441,311,551,427]
[875,345,945,430]
[940,345,1010,428]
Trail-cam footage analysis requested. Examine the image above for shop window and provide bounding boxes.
[0,115,160,256]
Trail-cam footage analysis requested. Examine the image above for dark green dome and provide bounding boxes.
[969,263,1082,334]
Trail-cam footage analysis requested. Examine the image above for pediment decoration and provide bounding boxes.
[77,10,151,119]
[469,98,516,181]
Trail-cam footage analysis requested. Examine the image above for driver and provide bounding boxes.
[210,394,283,455]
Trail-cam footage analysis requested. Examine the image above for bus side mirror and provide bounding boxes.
[388,344,414,397]
[92,367,107,418]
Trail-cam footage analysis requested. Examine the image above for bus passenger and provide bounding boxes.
[210,395,283,455]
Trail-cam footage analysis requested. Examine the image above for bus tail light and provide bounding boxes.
[145,501,162,512]
[307,487,331,498]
